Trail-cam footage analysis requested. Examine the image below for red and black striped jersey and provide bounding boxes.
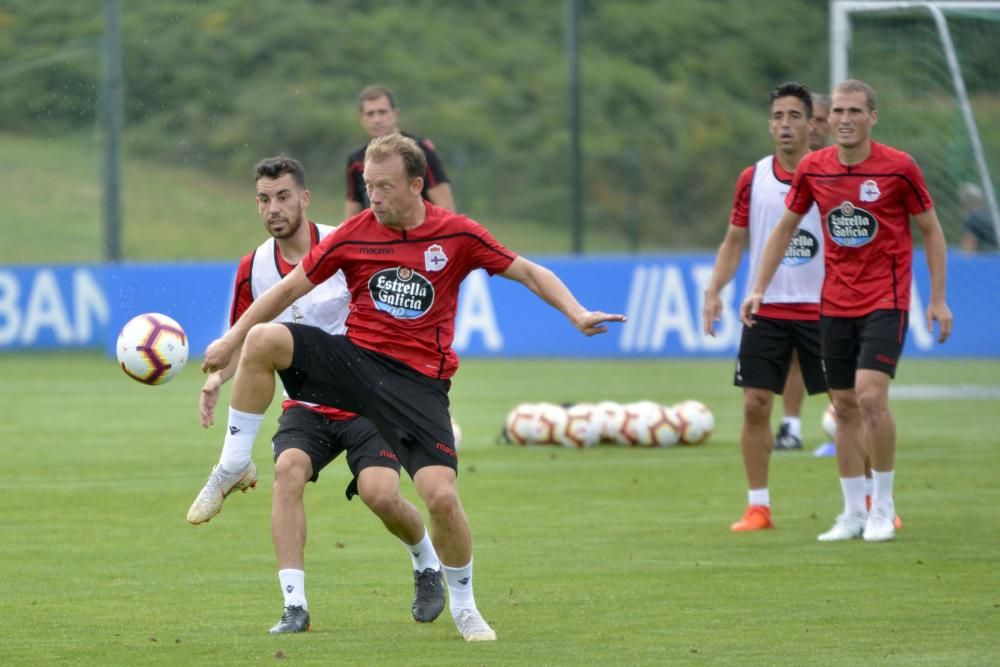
[785,142,933,317]
[302,202,516,379]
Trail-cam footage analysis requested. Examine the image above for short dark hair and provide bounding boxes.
[358,85,397,111]
[365,133,427,181]
[254,155,306,188]
[770,81,813,118]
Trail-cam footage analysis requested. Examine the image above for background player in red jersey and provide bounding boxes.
[202,134,625,641]
[741,79,953,543]
[704,82,827,532]
[344,85,455,218]
[188,156,446,634]
[773,92,834,452]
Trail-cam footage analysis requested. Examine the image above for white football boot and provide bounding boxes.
[186,461,258,524]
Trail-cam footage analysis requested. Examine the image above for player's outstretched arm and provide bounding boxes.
[703,225,748,336]
[913,208,954,343]
[202,265,314,373]
[500,256,626,336]
[739,208,803,327]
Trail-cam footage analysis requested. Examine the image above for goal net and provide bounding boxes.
[830,1,1000,247]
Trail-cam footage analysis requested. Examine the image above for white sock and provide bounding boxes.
[218,408,265,473]
[443,560,476,613]
[782,417,802,438]
[748,488,770,507]
[864,476,874,498]
[278,568,307,610]
[871,469,895,510]
[840,476,867,516]
[403,529,441,573]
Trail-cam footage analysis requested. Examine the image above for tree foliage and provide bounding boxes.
[2,0,836,249]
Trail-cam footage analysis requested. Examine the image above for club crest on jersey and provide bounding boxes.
[369,267,435,319]
[780,228,820,267]
[860,179,880,202]
[827,201,878,248]
[424,243,448,272]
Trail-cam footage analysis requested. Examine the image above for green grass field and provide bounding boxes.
[2,354,998,666]
[1,131,626,265]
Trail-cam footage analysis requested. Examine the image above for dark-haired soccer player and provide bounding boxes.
[202,134,625,641]
[741,79,953,543]
[704,82,827,532]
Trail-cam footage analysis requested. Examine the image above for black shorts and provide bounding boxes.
[820,309,909,389]
[272,405,401,484]
[735,316,827,395]
[277,324,457,475]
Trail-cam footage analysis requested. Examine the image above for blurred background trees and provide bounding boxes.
[1,0,995,260]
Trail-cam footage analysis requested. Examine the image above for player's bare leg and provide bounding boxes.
[775,352,805,450]
[731,388,775,531]
[187,323,291,526]
[414,465,495,641]
[855,369,897,541]
[270,449,312,634]
[358,467,445,623]
[818,387,869,541]
[230,323,295,414]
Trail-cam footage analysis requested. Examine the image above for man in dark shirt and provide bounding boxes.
[345,85,455,218]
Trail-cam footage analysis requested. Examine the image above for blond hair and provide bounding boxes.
[365,133,427,181]
[833,79,877,112]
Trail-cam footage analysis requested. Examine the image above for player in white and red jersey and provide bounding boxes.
[187,156,446,635]
[773,92,834,452]
[741,80,953,543]
[704,82,827,532]
[201,134,625,642]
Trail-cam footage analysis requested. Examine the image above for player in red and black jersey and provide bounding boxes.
[741,79,953,543]
[344,85,453,218]
[203,134,625,642]
[188,156,447,634]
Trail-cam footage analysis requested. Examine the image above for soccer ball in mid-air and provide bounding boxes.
[821,404,837,441]
[674,400,715,445]
[116,313,188,385]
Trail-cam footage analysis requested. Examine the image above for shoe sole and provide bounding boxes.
[186,464,258,525]
[269,624,311,634]
[817,530,864,542]
[731,523,774,531]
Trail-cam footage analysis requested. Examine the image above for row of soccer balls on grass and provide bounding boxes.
[502,400,715,448]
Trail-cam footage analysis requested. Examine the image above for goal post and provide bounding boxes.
[830,0,1000,246]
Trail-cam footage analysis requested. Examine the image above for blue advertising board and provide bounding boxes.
[1,252,997,358]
